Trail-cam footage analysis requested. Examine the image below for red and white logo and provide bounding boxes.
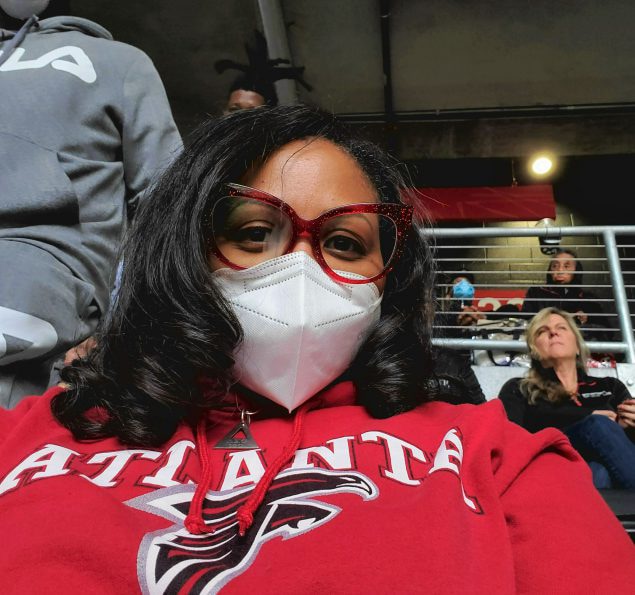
[128,468,377,594]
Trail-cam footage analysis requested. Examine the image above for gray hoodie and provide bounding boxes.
[0,16,181,312]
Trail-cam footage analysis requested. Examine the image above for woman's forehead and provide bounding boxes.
[240,138,378,217]
[552,252,575,264]
[536,313,571,333]
[547,313,569,325]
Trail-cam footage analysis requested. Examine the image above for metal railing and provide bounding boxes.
[426,225,635,363]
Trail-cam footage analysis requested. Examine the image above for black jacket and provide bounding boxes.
[521,285,600,320]
[428,347,486,405]
[499,371,631,433]
[521,285,615,341]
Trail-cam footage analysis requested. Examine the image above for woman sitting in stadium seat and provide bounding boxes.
[521,248,612,341]
[500,307,635,489]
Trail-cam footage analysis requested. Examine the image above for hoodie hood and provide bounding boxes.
[36,16,112,39]
[1,15,112,40]
[185,380,358,536]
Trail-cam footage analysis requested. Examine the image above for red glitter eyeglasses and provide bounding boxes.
[209,183,413,284]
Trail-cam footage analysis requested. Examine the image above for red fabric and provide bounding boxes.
[0,384,632,594]
[236,399,313,536]
[184,418,214,535]
[410,185,556,222]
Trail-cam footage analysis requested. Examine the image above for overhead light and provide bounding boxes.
[529,154,555,176]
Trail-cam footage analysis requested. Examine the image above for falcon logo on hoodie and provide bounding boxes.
[128,468,377,594]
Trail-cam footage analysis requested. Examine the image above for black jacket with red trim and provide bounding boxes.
[499,371,632,433]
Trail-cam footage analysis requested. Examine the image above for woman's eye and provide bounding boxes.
[238,226,270,242]
[226,224,273,251]
[323,234,366,259]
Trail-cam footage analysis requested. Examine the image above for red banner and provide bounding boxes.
[407,185,556,222]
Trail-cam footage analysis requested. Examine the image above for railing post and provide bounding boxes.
[603,230,635,363]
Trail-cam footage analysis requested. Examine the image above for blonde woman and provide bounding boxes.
[500,307,635,489]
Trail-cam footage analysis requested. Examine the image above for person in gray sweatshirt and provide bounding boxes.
[0,1,182,406]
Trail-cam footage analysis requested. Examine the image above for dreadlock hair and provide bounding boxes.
[53,105,437,446]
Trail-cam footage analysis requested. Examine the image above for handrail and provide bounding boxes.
[425,225,635,238]
[603,230,635,362]
[428,225,635,363]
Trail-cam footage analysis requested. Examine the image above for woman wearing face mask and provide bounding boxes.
[449,274,486,327]
[435,273,484,345]
[499,307,635,489]
[0,107,632,592]
[520,249,609,340]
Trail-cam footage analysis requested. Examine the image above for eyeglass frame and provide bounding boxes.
[208,183,414,284]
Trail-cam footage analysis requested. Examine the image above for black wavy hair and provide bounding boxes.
[52,105,437,446]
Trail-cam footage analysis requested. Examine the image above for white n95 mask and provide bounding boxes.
[212,251,382,411]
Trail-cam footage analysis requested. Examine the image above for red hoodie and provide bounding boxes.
[0,382,632,594]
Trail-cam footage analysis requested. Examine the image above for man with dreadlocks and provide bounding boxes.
[215,29,312,112]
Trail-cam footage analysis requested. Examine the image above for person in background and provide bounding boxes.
[433,273,490,395]
[436,272,484,333]
[499,307,635,489]
[224,73,276,112]
[451,273,485,326]
[216,29,311,114]
[0,1,181,406]
[521,248,610,341]
[1,106,632,591]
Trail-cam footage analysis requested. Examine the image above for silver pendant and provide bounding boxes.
[214,407,259,450]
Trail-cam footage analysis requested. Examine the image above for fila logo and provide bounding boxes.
[0,46,97,83]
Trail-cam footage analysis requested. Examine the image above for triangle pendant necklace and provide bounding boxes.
[214,406,259,450]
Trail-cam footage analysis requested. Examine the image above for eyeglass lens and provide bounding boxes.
[211,195,398,280]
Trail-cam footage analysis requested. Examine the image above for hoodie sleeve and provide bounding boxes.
[498,425,635,593]
[0,394,40,445]
[0,386,68,449]
[120,50,182,216]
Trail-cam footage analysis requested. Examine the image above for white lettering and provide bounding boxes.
[0,46,97,83]
[219,450,265,491]
[80,450,161,487]
[361,431,426,486]
[0,444,78,495]
[291,436,355,470]
[142,440,195,488]
[429,428,481,513]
